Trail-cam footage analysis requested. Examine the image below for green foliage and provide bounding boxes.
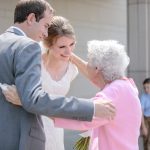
[73,136,90,150]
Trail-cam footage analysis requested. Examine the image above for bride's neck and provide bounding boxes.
[42,53,69,81]
[42,53,68,70]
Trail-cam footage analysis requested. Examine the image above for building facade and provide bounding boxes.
[128,0,150,93]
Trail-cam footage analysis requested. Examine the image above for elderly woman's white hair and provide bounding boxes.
[87,40,130,81]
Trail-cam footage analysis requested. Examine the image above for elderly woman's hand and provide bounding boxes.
[1,84,22,106]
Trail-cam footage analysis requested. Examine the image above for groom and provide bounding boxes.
[0,0,115,150]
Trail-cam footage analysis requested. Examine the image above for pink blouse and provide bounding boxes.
[54,78,142,150]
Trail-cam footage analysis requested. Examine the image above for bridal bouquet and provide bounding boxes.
[73,136,90,150]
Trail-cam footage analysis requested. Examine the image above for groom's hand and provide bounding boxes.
[94,100,116,120]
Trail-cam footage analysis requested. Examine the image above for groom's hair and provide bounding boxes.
[14,0,54,23]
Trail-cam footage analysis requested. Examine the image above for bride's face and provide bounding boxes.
[50,36,76,61]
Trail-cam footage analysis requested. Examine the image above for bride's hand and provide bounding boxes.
[1,84,22,106]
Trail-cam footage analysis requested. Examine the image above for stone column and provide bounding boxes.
[127,0,150,92]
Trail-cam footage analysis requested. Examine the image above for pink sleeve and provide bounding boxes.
[54,116,109,131]
[54,92,114,130]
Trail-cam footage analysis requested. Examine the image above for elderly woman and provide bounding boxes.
[54,40,142,150]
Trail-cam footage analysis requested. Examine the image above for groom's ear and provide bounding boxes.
[26,13,36,25]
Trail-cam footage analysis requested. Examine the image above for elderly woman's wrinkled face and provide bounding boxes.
[87,63,97,80]
[87,63,105,88]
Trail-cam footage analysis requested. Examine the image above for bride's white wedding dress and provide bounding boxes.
[41,62,78,150]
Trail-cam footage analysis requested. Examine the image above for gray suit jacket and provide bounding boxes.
[0,27,94,150]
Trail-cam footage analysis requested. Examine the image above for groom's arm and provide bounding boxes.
[14,40,94,121]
